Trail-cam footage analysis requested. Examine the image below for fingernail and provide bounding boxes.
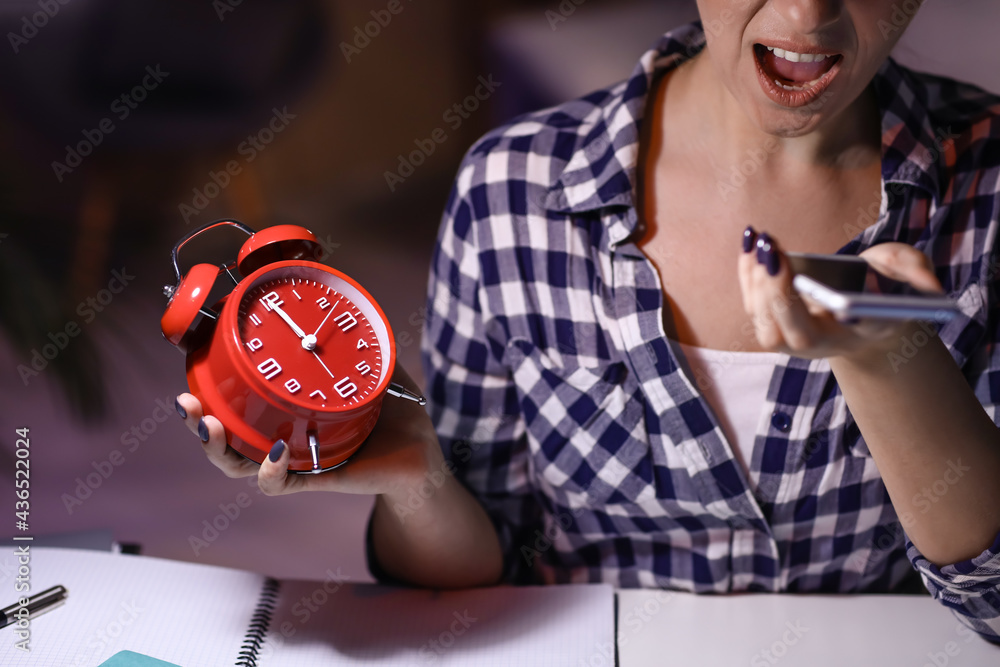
[198,418,210,443]
[268,440,286,463]
[766,248,780,277]
[756,232,772,265]
[742,226,757,253]
[175,398,187,420]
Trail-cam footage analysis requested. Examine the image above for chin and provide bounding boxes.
[763,116,824,138]
[745,101,828,139]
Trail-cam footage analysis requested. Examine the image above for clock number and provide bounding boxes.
[257,358,282,381]
[357,338,369,350]
[334,377,357,399]
[245,338,263,352]
[355,361,371,376]
[334,311,357,332]
[317,297,331,310]
[284,378,301,394]
[260,291,284,312]
[310,390,327,401]
[249,314,262,327]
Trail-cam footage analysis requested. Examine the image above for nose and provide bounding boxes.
[771,0,843,33]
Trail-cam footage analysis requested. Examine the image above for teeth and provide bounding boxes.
[765,45,829,63]
[775,78,814,92]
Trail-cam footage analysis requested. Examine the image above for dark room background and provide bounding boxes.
[0,0,997,582]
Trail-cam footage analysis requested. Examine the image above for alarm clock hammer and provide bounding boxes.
[161,220,426,474]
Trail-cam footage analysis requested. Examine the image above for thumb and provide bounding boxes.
[257,439,298,496]
[859,242,944,294]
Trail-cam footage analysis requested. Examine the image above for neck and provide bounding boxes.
[671,49,882,171]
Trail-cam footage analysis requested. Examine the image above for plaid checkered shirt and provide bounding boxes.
[419,22,1000,642]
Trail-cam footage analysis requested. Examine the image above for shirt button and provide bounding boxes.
[771,411,792,433]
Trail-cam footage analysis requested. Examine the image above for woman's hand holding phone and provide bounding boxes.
[786,251,958,323]
[738,230,952,361]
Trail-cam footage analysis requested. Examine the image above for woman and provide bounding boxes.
[178,1,1000,642]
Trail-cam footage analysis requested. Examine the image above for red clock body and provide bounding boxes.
[186,259,396,472]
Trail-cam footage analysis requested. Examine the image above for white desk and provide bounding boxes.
[4,548,998,666]
[617,590,1000,666]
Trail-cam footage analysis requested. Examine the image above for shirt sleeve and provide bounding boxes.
[906,535,1000,644]
[418,165,543,584]
[904,223,1000,644]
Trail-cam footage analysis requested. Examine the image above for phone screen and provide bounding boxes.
[786,253,932,297]
[786,254,866,292]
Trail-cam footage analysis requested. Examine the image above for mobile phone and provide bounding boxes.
[785,252,959,322]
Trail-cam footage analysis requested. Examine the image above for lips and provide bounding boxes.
[753,43,843,107]
[758,46,836,84]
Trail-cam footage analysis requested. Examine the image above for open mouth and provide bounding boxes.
[752,43,842,107]
[754,44,840,90]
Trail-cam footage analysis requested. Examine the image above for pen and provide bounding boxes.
[0,585,68,628]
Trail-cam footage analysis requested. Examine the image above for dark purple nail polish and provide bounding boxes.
[756,233,772,265]
[268,440,286,463]
[198,418,210,443]
[175,398,187,420]
[766,248,780,276]
[742,226,757,253]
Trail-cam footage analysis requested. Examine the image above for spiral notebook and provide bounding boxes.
[0,548,614,666]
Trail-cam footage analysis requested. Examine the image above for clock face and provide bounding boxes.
[235,265,390,412]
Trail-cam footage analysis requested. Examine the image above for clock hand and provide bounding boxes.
[315,351,426,406]
[311,350,336,380]
[303,303,338,352]
[270,303,309,341]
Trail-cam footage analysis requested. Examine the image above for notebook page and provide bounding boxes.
[0,547,265,667]
[616,590,1000,666]
[259,581,616,666]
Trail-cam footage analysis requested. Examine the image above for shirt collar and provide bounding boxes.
[542,22,707,223]
[543,21,946,228]
[872,56,945,199]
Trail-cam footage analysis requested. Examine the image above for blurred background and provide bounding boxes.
[0,0,997,583]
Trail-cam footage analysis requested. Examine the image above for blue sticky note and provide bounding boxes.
[98,651,182,667]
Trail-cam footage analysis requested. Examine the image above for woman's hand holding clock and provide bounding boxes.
[166,223,503,586]
[165,221,446,494]
[176,362,445,497]
[179,364,506,588]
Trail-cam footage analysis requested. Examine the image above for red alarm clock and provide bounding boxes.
[161,220,425,473]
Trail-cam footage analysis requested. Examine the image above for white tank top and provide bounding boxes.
[668,339,784,475]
